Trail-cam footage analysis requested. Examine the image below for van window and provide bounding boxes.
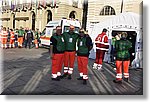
[52,29,56,35]
[63,26,79,33]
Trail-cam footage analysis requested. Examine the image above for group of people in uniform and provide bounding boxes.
[0,26,41,49]
[50,25,93,85]
[50,25,132,85]
[1,24,132,85]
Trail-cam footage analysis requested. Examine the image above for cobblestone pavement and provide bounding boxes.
[1,48,143,95]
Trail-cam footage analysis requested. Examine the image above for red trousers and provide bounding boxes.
[9,39,15,48]
[1,38,7,44]
[64,51,76,74]
[95,49,106,65]
[52,53,64,77]
[77,56,88,80]
[34,39,38,48]
[116,60,130,81]
[18,37,23,47]
[10,39,15,44]
[1,38,7,48]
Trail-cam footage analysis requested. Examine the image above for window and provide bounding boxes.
[100,6,116,16]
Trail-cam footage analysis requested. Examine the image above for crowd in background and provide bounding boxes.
[0,26,41,49]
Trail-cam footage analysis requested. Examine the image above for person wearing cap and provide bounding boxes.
[77,29,93,85]
[61,25,79,79]
[113,32,132,83]
[17,26,25,48]
[93,28,109,70]
[50,26,65,81]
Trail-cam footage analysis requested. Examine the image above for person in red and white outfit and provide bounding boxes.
[9,29,15,48]
[0,27,8,49]
[93,28,109,70]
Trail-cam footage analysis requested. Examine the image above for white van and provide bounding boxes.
[40,18,81,46]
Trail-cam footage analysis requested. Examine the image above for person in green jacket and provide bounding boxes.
[17,26,25,48]
[34,28,41,49]
[113,32,132,83]
[50,26,65,81]
[77,29,93,85]
[61,25,79,79]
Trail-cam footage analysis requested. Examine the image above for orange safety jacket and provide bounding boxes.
[1,31,8,39]
[10,31,15,40]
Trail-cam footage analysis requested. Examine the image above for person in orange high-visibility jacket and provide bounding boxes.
[93,28,109,70]
[61,25,79,80]
[9,29,15,48]
[1,27,8,49]
[77,29,93,85]
[50,26,65,81]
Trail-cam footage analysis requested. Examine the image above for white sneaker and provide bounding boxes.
[97,64,102,71]
[93,66,97,69]
[93,63,98,69]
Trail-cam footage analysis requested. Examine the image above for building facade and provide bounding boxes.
[0,0,83,32]
[87,0,143,30]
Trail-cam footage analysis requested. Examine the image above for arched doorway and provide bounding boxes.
[32,12,36,30]
[69,11,77,19]
[47,10,52,23]
[12,13,15,29]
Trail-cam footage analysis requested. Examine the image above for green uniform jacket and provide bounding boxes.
[63,32,79,51]
[18,29,25,37]
[34,32,40,39]
[115,39,132,61]
[77,35,93,57]
[50,34,65,53]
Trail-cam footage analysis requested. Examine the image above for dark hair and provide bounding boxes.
[56,26,61,29]
[79,28,85,33]
[102,28,107,32]
[3,27,6,30]
[10,29,13,31]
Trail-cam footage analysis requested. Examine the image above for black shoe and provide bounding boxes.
[124,78,129,82]
[77,77,83,80]
[68,75,72,80]
[57,76,61,80]
[51,77,60,81]
[61,73,68,78]
[113,80,122,84]
[83,80,87,85]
